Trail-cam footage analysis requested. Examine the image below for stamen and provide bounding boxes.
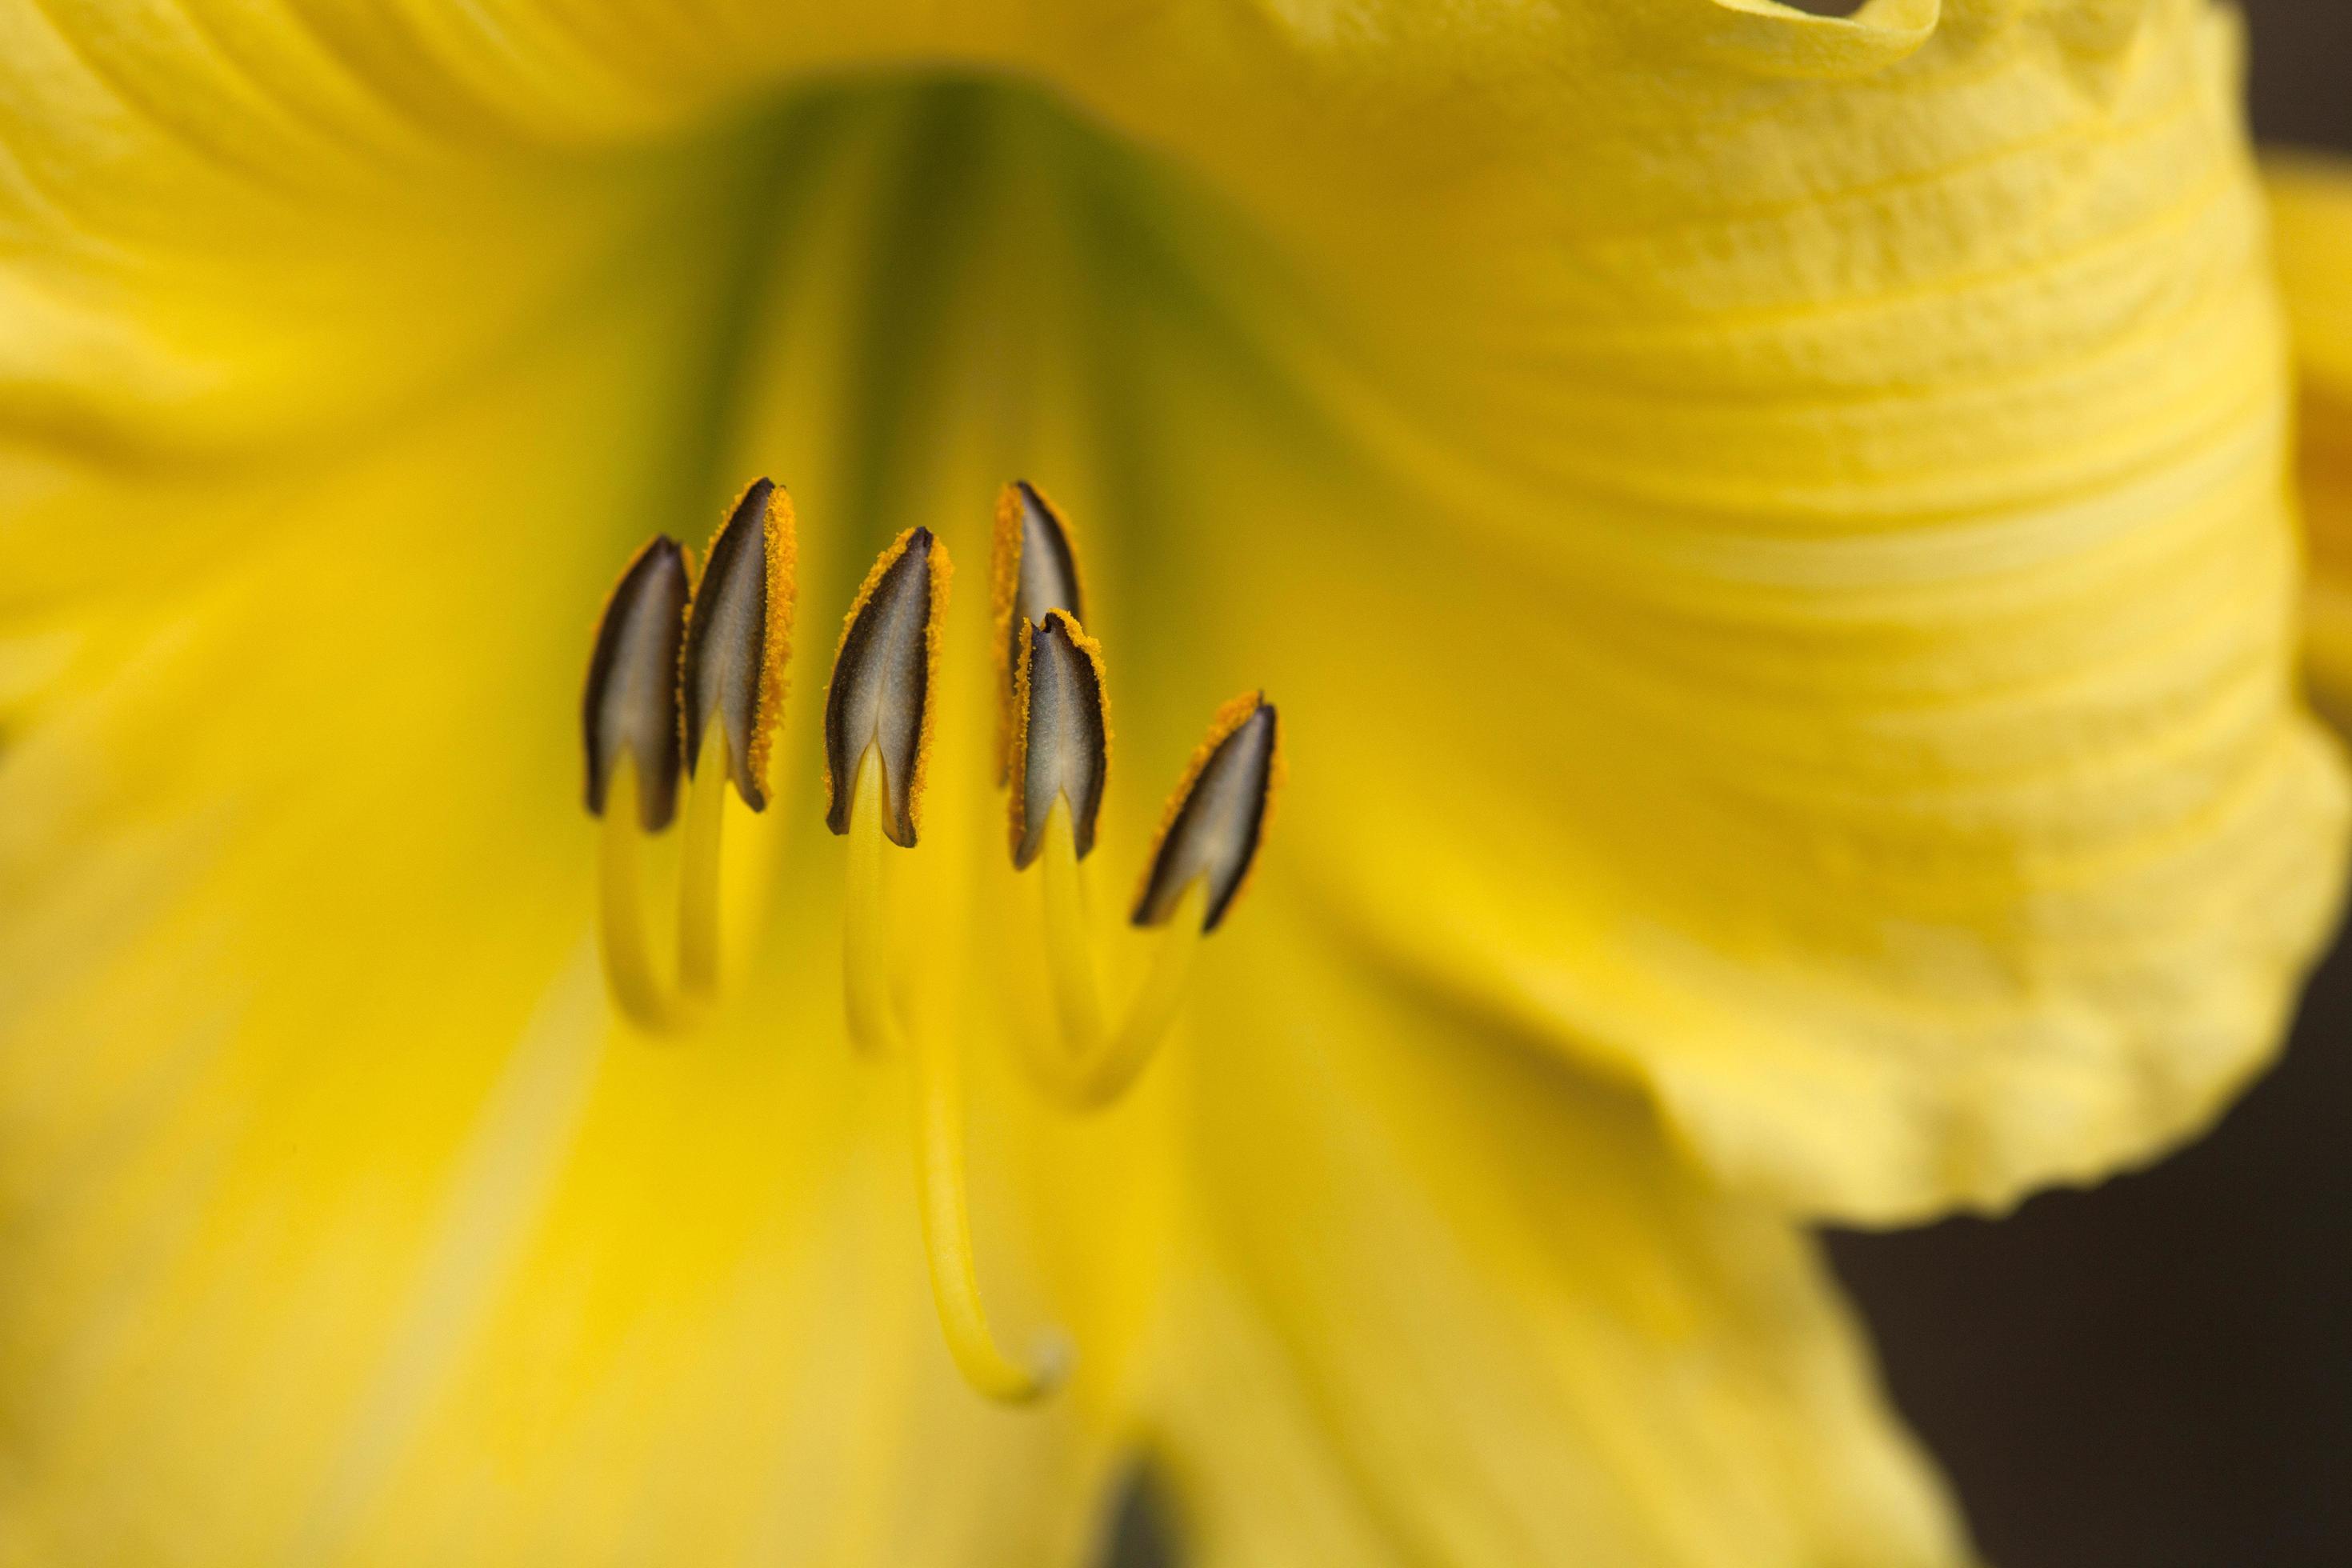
[582,536,690,832]
[681,478,797,810]
[675,479,796,1002]
[582,537,690,1030]
[1009,610,1110,870]
[1007,668,1266,1108]
[1132,694,1281,933]
[824,529,950,848]
[990,481,1082,781]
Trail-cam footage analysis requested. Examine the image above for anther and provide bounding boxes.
[1009,610,1110,870]
[1017,685,1274,1111]
[824,528,950,848]
[582,536,691,1030]
[680,478,797,810]
[582,537,690,831]
[673,480,797,1005]
[991,481,1082,780]
[1132,694,1281,933]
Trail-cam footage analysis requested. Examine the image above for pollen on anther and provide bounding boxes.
[1132,693,1282,933]
[679,478,797,810]
[1009,610,1112,869]
[991,481,1082,782]
[823,527,951,847]
[582,536,692,832]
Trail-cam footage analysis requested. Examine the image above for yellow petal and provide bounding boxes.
[2265,153,2352,726]
[1037,0,2350,1222]
[1140,898,1970,1567]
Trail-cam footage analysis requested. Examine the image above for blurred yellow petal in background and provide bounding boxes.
[0,0,2341,1563]
[2268,152,2352,724]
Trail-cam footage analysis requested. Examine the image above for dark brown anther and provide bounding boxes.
[1009,610,1110,869]
[823,527,950,847]
[1132,694,1280,932]
[582,536,691,831]
[679,477,796,810]
[991,481,1082,781]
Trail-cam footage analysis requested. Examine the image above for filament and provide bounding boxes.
[1034,798,1204,1110]
[677,724,728,1004]
[1038,798,1109,1055]
[842,746,898,1055]
[596,756,674,1032]
[1072,882,1202,1109]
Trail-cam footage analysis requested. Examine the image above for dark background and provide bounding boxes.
[1826,10,2352,1563]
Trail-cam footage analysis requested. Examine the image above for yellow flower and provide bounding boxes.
[0,1,2340,1563]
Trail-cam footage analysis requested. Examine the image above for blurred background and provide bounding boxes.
[1822,10,2352,1562]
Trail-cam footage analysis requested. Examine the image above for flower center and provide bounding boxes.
[578,477,1281,1403]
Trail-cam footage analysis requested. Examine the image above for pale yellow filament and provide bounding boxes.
[677,725,728,1005]
[1034,798,1205,1110]
[596,756,674,1032]
[842,746,896,1056]
[1038,798,1108,1052]
[844,746,1066,1402]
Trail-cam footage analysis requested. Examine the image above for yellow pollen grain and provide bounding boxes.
[1006,616,1036,861]
[748,485,798,805]
[910,536,952,842]
[668,542,698,765]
